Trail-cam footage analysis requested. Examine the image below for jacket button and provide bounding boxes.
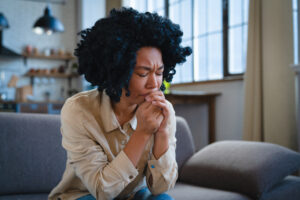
[129,175,133,179]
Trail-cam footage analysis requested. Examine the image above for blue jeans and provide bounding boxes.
[77,194,95,200]
[132,187,174,200]
[77,188,174,200]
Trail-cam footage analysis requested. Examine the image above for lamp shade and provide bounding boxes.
[33,5,64,35]
[0,13,9,30]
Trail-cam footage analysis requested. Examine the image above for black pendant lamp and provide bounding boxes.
[0,13,9,30]
[33,5,64,35]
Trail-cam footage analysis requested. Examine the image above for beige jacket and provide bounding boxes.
[48,89,178,200]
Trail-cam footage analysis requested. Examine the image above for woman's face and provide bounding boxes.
[124,47,164,105]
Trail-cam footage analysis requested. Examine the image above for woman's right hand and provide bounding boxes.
[135,101,164,136]
[124,101,163,167]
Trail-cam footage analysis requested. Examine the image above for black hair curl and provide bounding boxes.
[75,7,192,102]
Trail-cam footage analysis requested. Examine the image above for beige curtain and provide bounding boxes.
[243,0,264,141]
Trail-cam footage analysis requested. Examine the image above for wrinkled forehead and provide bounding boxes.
[135,47,163,67]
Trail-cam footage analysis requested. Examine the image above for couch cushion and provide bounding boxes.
[175,116,195,174]
[180,141,300,199]
[0,112,66,195]
[260,176,300,200]
[0,193,48,200]
[167,182,252,200]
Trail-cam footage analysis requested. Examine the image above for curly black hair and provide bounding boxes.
[75,7,192,102]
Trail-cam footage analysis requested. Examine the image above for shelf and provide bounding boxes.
[24,72,79,78]
[22,53,75,61]
[22,53,76,66]
[24,72,80,92]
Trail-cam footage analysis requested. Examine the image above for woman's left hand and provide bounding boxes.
[145,91,170,138]
[145,90,170,159]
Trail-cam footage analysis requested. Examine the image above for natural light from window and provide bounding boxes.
[122,0,249,84]
[293,0,299,65]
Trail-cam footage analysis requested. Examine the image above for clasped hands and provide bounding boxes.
[135,90,170,140]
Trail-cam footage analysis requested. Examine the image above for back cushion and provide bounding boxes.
[0,112,66,195]
[175,116,195,176]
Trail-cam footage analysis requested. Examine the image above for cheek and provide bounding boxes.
[129,85,143,94]
[128,78,146,94]
[127,83,146,103]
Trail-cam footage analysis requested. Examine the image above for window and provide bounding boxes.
[122,0,166,15]
[227,0,249,75]
[80,0,106,90]
[122,0,249,83]
[293,0,299,65]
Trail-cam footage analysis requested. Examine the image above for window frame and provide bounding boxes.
[166,0,245,83]
[223,0,246,78]
[123,0,247,83]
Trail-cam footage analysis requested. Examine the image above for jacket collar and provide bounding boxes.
[100,90,137,133]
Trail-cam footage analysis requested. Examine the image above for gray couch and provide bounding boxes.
[0,112,300,200]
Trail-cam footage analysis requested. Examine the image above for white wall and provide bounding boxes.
[79,0,106,30]
[0,0,79,101]
[171,80,244,150]
[77,0,106,90]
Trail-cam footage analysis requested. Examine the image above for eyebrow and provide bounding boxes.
[135,65,164,71]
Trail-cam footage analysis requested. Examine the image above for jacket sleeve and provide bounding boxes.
[60,99,138,200]
[145,101,178,195]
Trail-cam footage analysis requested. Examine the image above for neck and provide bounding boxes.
[112,100,137,117]
[112,93,137,126]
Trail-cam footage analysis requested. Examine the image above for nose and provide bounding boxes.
[146,73,158,89]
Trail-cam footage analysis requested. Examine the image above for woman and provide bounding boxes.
[49,7,192,200]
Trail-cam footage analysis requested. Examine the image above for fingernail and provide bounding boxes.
[146,96,151,101]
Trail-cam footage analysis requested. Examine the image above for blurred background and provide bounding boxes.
[0,0,298,151]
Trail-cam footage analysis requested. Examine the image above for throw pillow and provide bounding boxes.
[180,141,300,199]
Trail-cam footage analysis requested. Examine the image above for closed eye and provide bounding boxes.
[135,65,164,77]
[136,73,148,77]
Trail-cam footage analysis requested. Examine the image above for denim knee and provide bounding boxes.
[133,187,174,200]
[148,193,174,200]
[77,194,96,200]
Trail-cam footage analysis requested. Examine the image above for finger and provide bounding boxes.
[144,103,162,119]
[151,103,163,115]
[136,101,152,118]
[149,90,164,96]
[145,91,165,101]
[152,101,169,117]
[139,100,152,109]
[146,95,165,103]
[152,101,169,128]
[150,90,164,97]
[157,113,164,123]
[146,91,165,102]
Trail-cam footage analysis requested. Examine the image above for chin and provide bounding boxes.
[136,98,146,105]
[126,95,145,105]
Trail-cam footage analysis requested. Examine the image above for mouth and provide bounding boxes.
[139,93,150,97]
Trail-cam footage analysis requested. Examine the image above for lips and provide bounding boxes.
[140,93,150,97]
[140,89,159,97]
